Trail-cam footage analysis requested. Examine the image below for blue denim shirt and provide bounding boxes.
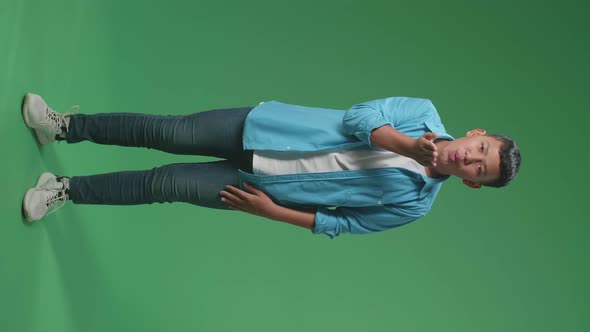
[238,97,454,238]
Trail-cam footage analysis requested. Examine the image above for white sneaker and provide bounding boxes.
[23,172,69,222]
[22,93,79,144]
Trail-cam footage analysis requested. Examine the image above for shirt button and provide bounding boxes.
[377,201,382,205]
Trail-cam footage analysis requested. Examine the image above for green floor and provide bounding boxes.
[1,0,588,331]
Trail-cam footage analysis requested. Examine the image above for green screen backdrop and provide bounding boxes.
[1,0,588,331]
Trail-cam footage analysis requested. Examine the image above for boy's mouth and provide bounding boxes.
[450,151,457,162]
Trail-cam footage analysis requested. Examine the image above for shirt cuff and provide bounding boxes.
[311,208,337,239]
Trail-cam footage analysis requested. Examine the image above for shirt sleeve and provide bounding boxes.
[311,205,425,239]
[342,97,437,148]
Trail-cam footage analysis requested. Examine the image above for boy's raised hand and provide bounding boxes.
[412,132,438,167]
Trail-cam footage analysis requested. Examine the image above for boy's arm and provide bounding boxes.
[342,97,440,167]
[221,183,317,230]
[221,185,417,239]
[267,205,317,230]
[312,205,418,239]
[370,124,439,167]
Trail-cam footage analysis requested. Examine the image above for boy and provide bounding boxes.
[22,94,520,238]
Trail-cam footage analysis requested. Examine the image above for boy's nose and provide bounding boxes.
[465,152,482,165]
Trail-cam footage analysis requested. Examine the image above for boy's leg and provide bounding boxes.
[64,107,254,161]
[68,160,245,209]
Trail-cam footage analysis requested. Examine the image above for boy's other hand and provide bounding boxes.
[220,183,277,218]
[412,132,438,167]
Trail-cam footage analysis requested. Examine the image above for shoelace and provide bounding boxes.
[46,105,80,141]
[44,189,68,217]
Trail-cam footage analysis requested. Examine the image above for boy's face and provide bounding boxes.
[437,129,502,188]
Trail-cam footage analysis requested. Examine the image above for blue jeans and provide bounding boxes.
[65,107,255,210]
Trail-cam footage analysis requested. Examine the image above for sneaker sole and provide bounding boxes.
[22,93,52,145]
[22,93,34,128]
[22,188,37,222]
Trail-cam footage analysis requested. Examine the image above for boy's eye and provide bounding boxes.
[480,144,484,151]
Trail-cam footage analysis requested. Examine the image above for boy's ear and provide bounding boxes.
[466,128,486,137]
[463,179,482,189]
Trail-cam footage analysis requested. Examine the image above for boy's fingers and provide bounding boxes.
[226,185,252,199]
[220,191,241,203]
[421,138,436,151]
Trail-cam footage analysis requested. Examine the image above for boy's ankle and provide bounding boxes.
[57,176,71,192]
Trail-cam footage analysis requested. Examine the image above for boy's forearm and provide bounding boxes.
[370,125,415,157]
[266,205,317,230]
